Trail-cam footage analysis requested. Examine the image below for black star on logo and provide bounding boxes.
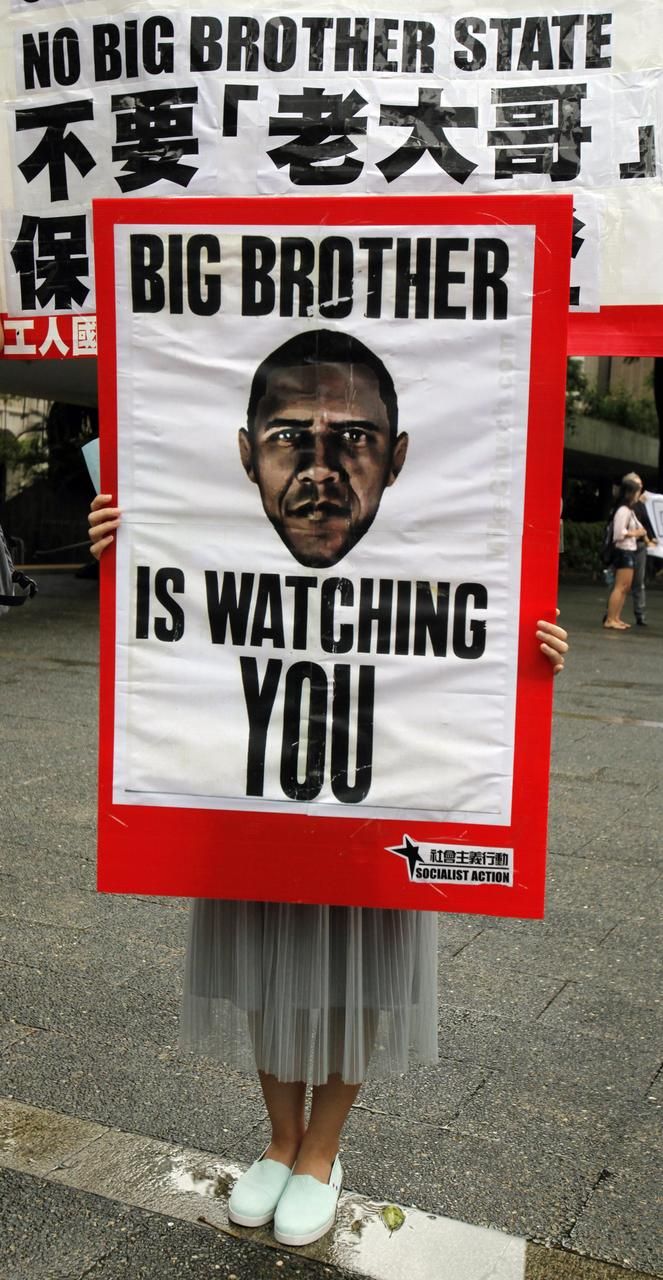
[387,834,425,878]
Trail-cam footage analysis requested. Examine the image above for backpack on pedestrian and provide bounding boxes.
[599,517,615,567]
[0,523,37,617]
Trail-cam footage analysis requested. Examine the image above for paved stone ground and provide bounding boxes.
[0,573,661,1278]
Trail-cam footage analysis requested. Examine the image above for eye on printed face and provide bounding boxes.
[239,362,408,567]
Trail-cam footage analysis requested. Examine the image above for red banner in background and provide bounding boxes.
[5,307,663,361]
[0,313,97,358]
[2,3,663,360]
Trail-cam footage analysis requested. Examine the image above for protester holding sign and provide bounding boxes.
[87,190,571,1244]
[89,482,567,1246]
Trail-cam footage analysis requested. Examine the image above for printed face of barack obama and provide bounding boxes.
[238,330,409,568]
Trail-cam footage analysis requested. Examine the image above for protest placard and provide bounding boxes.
[95,192,571,916]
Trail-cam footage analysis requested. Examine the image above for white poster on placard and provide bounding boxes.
[110,220,534,824]
[644,491,663,557]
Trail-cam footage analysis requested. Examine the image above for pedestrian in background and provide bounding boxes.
[604,478,647,630]
[622,472,657,626]
[0,523,36,617]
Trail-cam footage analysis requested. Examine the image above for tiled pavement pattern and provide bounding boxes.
[0,573,661,1279]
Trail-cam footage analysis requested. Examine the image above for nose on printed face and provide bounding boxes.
[295,432,343,484]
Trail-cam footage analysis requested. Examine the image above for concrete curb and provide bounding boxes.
[1,1097,656,1280]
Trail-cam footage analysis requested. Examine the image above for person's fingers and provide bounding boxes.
[536,620,568,641]
[88,499,120,519]
[90,517,119,543]
[90,534,114,560]
[536,635,568,651]
[536,618,566,634]
[540,640,564,659]
[536,629,568,653]
[88,512,120,537]
[540,642,565,672]
[91,493,114,511]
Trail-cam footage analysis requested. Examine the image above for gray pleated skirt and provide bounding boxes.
[180,900,439,1085]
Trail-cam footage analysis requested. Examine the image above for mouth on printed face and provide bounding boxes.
[286,500,352,524]
[275,502,357,566]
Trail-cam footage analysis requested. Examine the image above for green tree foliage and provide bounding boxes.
[582,386,658,437]
[0,396,49,486]
[565,358,587,435]
[0,397,98,493]
[561,519,605,573]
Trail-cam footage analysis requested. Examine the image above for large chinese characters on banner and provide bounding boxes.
[95,193,571,916]
[0,0,662,358]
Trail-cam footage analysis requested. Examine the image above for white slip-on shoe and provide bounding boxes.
[274,1155,343,1246]
[227,1149,293,1227]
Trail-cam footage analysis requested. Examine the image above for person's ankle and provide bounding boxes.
[293,1137,338,1181]
[264,1135,303,1168]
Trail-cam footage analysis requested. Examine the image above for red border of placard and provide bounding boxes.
[94,194,571,918]
[567,307,663,357]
